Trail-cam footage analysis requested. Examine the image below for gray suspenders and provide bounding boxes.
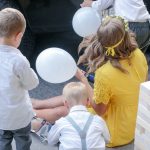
[66,115,94,150]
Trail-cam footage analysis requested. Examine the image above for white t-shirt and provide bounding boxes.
[0,45,39,130]
[92,0,150,22]
[48,105,110,150]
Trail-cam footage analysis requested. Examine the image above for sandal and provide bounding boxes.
[31,116,47,133]
[31,116,53,143]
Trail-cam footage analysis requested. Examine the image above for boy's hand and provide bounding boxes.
[80,0,93,7]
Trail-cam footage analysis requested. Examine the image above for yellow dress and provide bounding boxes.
[89,49,148,147]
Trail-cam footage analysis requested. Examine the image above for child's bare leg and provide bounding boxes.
[32,95,64,109]
[34,105,69,123]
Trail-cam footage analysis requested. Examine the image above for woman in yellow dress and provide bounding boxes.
[76,16,148,147]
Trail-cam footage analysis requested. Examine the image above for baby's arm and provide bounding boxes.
[94,115,110,143]
[13,55,39,90]
[48,122,61,145]
[102,120,110,143]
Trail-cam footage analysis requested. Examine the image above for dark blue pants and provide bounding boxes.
[129,21,150,53]
[0,123,31,150]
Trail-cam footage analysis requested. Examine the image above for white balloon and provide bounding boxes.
[36,48,77,83]
[72,7,101,37]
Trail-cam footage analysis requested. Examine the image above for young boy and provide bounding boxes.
[48,82,110,150]
[0,8,39,150]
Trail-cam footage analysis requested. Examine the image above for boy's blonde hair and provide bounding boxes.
[63,82,88,106]
[0,8,26,37]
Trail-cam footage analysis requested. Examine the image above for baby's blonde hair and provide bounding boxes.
[63,82,88,106]
[0,8,26,37]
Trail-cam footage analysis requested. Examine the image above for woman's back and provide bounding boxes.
[93,49,148,147]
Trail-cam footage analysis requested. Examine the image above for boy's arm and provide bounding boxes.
[92,0,114,11]
[13,56,39,90]
[81,0,114,11]
[48,122,61,145]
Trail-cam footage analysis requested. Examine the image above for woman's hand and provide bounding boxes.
[80,0,93,7]
[75,68,88,83]
[76,68,94,104]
